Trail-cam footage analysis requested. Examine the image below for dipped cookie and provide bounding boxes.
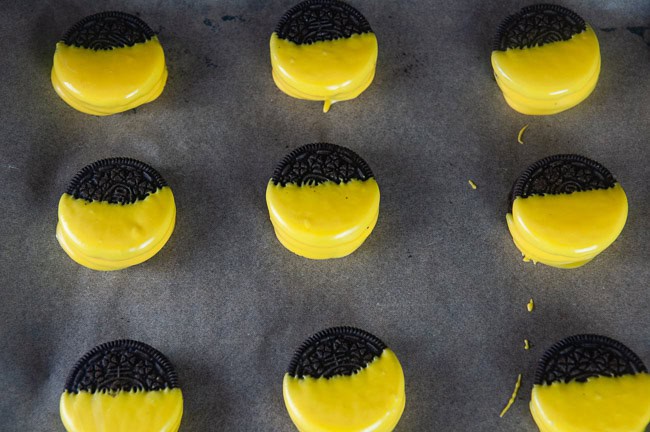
[492,4,600,115]
[56,158,176,270]
[52,12,168,115]
[506,155,627,268]
[531,335,650,431]
[270,0,378,112]
[60,340,183,432]
[266,143,380,259]
[283,327,405,432]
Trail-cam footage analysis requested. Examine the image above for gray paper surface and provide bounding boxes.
[1,0,649,431]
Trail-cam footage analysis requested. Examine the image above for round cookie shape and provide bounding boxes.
[270,0,378,112]
[283,327,405,432]
[56,158,176,271]
[272,142,374,186]
[61,11,156,50]
[491,4,600,115]
[266,143,380,259]
[531,335,650,432]
[508,154,616,210]
[535,335,647,386]
[60,340,183,432]
[52,11,168,116]
[493,4,586,51]
[506,154,627,269]
[67,158,168,204]
[65,340,179,394]
[288,326,387,379]
[275,0,372,44]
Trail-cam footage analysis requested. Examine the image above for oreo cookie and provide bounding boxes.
[283,327,405,431]
[493,4,586,52]
[531,335,650,431]
[64,340,179,394]
[56,158,176,271]
[506,154,627,269]
[60,340,184,432]
[508,154,616,211]
[275,0,372,45]
[272,143,374,187]
[287,326,387,379]
[266,143,380,259]
[270,0,379,112]
[67,158,168,204]
[491,4,600,115]
[61,12,156,50]
[52,12,168,115]
[535,334,647,386]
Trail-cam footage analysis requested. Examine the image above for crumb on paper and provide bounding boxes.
[527,298,534,312]
[518,124,529,144]
[500,374,523,418]
[524,339,530,350]
[468,179,477,189]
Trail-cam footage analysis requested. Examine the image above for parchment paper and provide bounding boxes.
[1,1,649,430]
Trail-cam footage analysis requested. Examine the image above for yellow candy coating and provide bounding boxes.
[530,374,650,432]
[492,27,600,115]
[266,179,380,259]
[56,187,176,270]
[51,37,167,115]
[60,389,183,432]
[270,32,378,112]
[283,349,405,432]
[506,185,627,268]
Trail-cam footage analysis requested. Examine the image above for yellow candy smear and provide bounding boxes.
[518,124,529,144]
[60,389,183,432]
[56,187,176,270]
[283,349,405,432]
[491,27,600,115]
[266,179,380,259]
[500,374,523,418]
[270,32,378,112]
[52,37,167,115]
[506,184,627,268]
[530,373,650,432]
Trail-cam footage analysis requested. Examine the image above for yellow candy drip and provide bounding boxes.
[506,185,627,268]
[56,187,176,270]
[51,37,167,115]
[266,179,380,259]
[491,27,600,115]
[518,124,529,144]
[530,374,650,432]
[283,349,405,432]
[60,389,183,432]
[270,32,378,112]
[500,374,523,417]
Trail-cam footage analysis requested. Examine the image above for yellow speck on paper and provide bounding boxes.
[518,124,529,144]
[500,374,522,418]
[527,299,534,312]
[524,339,530,350]
[468,180,477,190]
